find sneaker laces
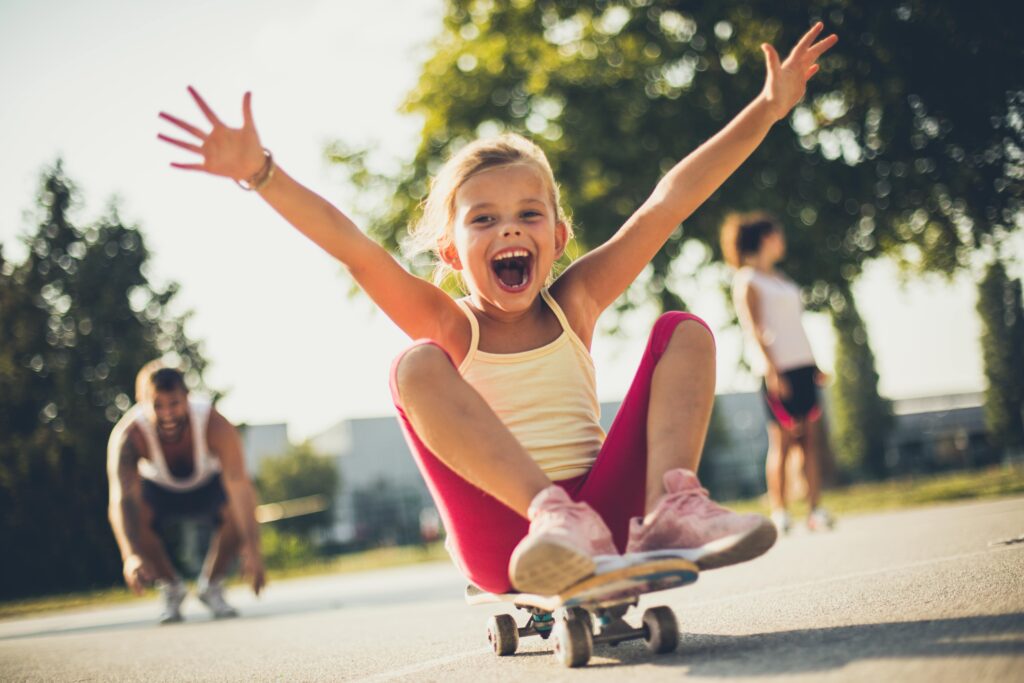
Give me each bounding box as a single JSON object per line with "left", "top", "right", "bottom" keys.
{"left": 529, "top": 486, "right": 615, "bottom": 552}
{"left": 655, "top": 470, "right": 728, "bottom": 521}
{"left": 659, "top": 486, "right": 729, "bottom": 520}
{"left": 534, "top": 499, "right": 601, "bottom": 542}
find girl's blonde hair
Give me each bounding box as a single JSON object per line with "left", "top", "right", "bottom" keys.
{"left": 405, "top": 133, "right": 574, "bottom": 287}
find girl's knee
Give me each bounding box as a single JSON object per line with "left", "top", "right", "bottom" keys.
{"left": 392, "top": 341, "right": 455, "bottom": 398}
{"left": 659, "top": 314, "right": 715, "bottom": 359}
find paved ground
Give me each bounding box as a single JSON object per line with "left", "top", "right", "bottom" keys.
{"left": 2, "top": 497, "right": 1022, "bottom": 682}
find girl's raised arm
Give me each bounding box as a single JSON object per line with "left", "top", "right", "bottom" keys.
{"left": 559, "top": 23, "right": 837, "bottom": 324}
{"left": 158, "top": 88, "right": 461, "bottom": 344}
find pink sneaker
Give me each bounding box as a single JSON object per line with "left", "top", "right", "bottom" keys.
{"left": 508, "top": 485, "right": 619, "bottom": 595}
{"left": 626, "top": 469, "right": 777, "bottom": 570}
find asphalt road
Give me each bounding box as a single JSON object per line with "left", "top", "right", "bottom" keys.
{"left": 2, "top": 496, "right": 1022, "bottom": 682}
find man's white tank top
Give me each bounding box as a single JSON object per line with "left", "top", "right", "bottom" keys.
{"left": 455, "top": 289, "right": 605, "bottom": 481}
{"left": 732, "top": 266, "right": 816, "bottom": 374}
{"left": 128, "top": 398, "right": 221, "bottom": 492}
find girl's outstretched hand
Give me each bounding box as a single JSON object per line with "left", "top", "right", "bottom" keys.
{"left": 760, "top": 22, "right": 838, "bottom": 121}
{"left": 158, "top": 87, "right": 266, "bottom": 182}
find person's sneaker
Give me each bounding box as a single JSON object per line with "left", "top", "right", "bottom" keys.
{"left": 156, "top": 578, "right": 187, "bottom": 625}
{"left": 197, "top": 578, "right": 239, "bottom": 619}
{"left": 771, "top": 509, "right": 792, "bottom": 535}
{"left": 626, "top": 469, "right": 777, "bottom": 570}
{"left": 508, "top": 485, "right": 620, "bottom": 595}
{"left": 807, "top": 507, "right": 835, "bottom": 532}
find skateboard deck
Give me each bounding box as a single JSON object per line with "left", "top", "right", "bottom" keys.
{"left": 467, "top": 555, "right": 699, "bottom": 667}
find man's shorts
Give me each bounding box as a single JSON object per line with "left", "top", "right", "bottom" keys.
{"left": 142, "top": 473, "right": 228, "bottom": 530}
{"left": 762, "top": 365, "right": 822, "bottom": 430}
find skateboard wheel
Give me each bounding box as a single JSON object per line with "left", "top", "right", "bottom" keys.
{"left": 487, "top": 614, "right": 519, "bottom": 656}
{"left": 566, "top": 607, "right": 593, "bottom": 636}
{"left": 552, "top": 616, "right": 593, "bottom": 667}
{"left": 642, "top": 606, "right": 679, "bottom": 654}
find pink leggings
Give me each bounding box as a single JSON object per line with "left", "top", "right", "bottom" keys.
{"left": 389, "top": 312, "right": 712, "bottom": 593}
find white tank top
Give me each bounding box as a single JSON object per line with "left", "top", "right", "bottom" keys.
{"left": 732, "top": 266, "right": 816, "bottom": 374}
{"left": 125, "top": 397, "right": 221, "bottom": 492}
{"left": 456, "top": 289, "right": 605, "bottom": 481}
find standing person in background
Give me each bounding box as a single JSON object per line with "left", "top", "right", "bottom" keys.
{"left": 107, "top": 361, "right": 266, "bottom": 623}
{"left": 722, "top": 213, "right": 834, "bottom": 534}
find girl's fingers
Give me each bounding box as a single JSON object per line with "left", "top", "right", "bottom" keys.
{"left": 806, "top": 64, "right": 820, "bottom": 79}
{"left": 159, "top": 111, "right": 207, "bottom": 140}
{"left": 762, "top": 43, "right": 781, "bottom": 75}
{"left": 187, "top": 85, "right": 224, "bottom": 128}
{"left": 794, "top": 21, "right": 824, "bottom": 54}
{"left": 170, "top": 162, "right": 206, "bottom": 171}
{"left": 157, "top": 133, "right": 203, "bottom": 154}
{"left": 242, "top": 91, "right": 254, "bottom": 130}
{"left": 808, "top": 34, "right": 839, "bottom": 61}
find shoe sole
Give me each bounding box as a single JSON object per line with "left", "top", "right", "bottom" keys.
{"left": 508, "top": 537, "right": 596, "bottom": 595}
{"left": 695, "top": 519, "right": 778, "bottom": 570}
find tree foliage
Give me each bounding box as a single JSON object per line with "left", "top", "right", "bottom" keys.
{"left": 333, "top": 0, "right": 1023, "bottom": 312}
{"left": 0, "top": 162, "right": 208, "bottom": 599}
{"left": 829, "top": 287, "right": 892, "bottom": 478}
{"left": 256, "top": 443, "right": 339, "bottom": 536}
{"left": 976, "top": 259, "right": 1024, "bottom": 452}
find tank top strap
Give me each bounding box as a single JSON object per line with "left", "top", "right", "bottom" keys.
{"left": 455, "top": 298, "right": 481, "bottom": 371}
{"left": 189, "top": 399, "right": 215, "bottom": 471}
{"left": 133, "top": 408, "right": 167, "bottom": 478}
{"left": 540, "top": 288, "right": 589, "bottom": 353}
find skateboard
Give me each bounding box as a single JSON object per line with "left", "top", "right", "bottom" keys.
{"left": 465, "top": 556, "right": 699, "bottom": 667}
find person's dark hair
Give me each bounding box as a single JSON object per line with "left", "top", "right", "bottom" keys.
{"left": 135, "top": 360, "right": 188, "bottom": 401}
{"left": 719, "top": 212, "right": 781, "bottom": 268}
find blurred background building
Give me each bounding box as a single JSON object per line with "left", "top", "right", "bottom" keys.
{"left": 260, "top": 389, "right": 998, "bottom": 549}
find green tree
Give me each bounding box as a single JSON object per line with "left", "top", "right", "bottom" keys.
{"left": 976, "top": 260, "right": 1024, "bottom": 453}
{"left": 332, "top": 0, "right": 1022, "bottom": 308}
{"left": 0, "top": 162, "right": 208, "bottom": 599}
{"left": 256, "top": 443, "right": 339, "bottom": 537}
{"left": 330, "top": 1, "right": 1020, "bottom": 467}
{"left": 829, "top": 286, "right": 891, "bottom": 477}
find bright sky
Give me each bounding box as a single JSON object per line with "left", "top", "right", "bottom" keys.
{"left": 1, "top": 0, "right": 1004, "bottom": 442}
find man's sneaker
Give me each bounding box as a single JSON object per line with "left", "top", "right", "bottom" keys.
{"left": 807, "top": 507, "right": 835, "bottom": 532}
{"left": 508, "top": 485, "right": 619, "bottom": 595}
{"left": 771, "top": 509, "right": 792, "bottom": 535}
{"left": 197, "top": 578, "right": 239, "bottom": 619}
{"left": 156, "top": 578, "right": 187, "bottom": 625}
{"left": 626, "top": 469, "right": 777, "bottom": 570}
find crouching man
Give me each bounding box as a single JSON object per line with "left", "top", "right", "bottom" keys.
{"left": 107, "top": 361, "right": 265, "bottom": 623}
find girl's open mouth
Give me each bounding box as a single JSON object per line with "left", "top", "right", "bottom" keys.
{"left": 491, "top": 248, "right": 533, "bottom": 292}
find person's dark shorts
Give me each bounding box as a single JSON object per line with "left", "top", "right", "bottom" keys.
{"left": 762, "top": 365, "right": 822, "bottom": 430}
{"left": 142, "top": 473, "right": 228, "bottom": 530}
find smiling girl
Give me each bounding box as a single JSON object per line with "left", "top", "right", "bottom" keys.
{"left": 159, "top": 23, "right": 837, "bottom": 595}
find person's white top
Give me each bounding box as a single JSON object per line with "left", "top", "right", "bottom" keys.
{"left": 732, "top": 266, "right": 816, "bottom": 375}
{"left": 108, "top": 397, "right": 221, "bottom": 492}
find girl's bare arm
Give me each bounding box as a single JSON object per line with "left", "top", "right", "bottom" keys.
{"left": 254, "top": 164, "right": 462, "bottom": 342}
{"left": 559, "top": 23, "right": 837, "bottom": 329}
{"left": 159, "top": 88, "right": 462, "bottom": 344}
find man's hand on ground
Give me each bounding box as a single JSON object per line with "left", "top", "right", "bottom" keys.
{"left": 122, "top": 554, "right": 154, "bottom": 595}
{"left": 241, "top": 546, "right": 266, "bottom": 596}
